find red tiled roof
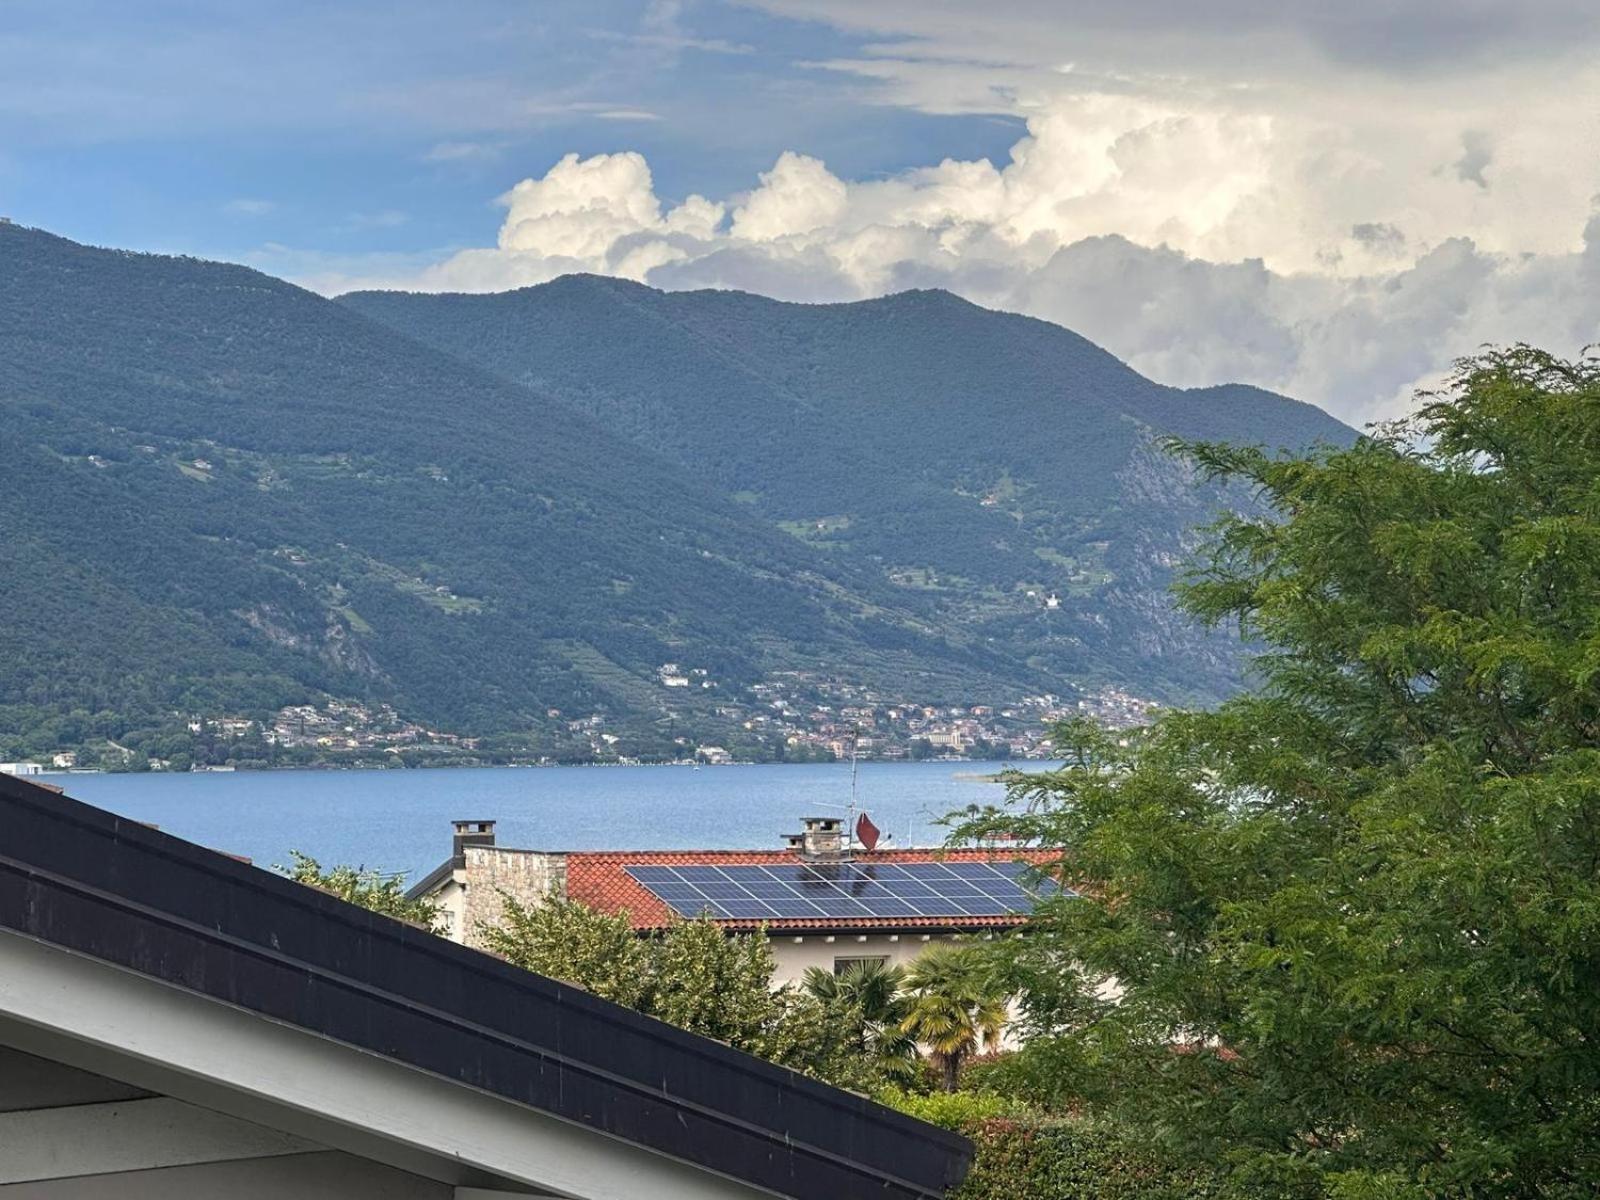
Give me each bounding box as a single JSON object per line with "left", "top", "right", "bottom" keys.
{"left": 565, "top": 847, "right": 1059, "bottom": 932}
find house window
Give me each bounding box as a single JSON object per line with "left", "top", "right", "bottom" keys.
{"left": 833, "top": 955, "right": 889, "bottom": 976}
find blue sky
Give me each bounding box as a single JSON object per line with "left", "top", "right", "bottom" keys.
{"left": 5, "top": 1, "right": 1599, "bottom": 423}
{"left": 0, "top": 1, "right": 1018, "bottom": 266}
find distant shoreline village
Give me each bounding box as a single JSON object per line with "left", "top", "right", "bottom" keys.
{"left": 5, "top": 681, "right": 1153, "bottom": 775}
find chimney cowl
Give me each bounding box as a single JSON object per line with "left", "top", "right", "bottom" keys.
{"left": 452, "top": 819, "right": 496, "bottom": 860}
{"left": 788, "top": 815, "right": 847, "bottom": 861}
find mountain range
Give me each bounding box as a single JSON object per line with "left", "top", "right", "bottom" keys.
{"left": 0, "top": 223, "right": 1351, "bottom": 764}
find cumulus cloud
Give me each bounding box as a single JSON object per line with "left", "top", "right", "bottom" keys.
{"left": 395, "top": 152, "right": 725, "bottom": 291}
{"left": 1454, "top": 130, "right": 1494, "bottom": 189}
{"left": 326, "top": 4, "right": 1600, "bottom": 428}
{"left": 731, "top": 152, "right": 849, "bottom": 240}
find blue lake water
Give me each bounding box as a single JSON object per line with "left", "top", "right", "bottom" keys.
{"left": 40, "top": 761, "right": 1052, "bottom": 885}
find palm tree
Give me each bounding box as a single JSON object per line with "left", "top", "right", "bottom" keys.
{"left": 898, "top": 944, "right": 1007, "bottom": 1092}
{"left": 802, "top": 960, "right": 918, "bottom": 1081}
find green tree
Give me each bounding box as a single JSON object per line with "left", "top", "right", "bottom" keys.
{"left": 480, "top": 896, "right": 652, "bottom": 1009}
{"left": 477, "top": 897, "right": 903, "bottom": 1089}
{"left": 651, "top": 917, "right": 785, "bottom": 1048}
{"left": 280, "top": 851, "right": 441, "bottom": 932}
{"left": 958, "top": 348, "right": 1600, "bottom": 1197}
{"left": 900, "top": 944, "right": 1007, "bottom": 1092}
{"left": 803, "top": 959, "right": 919, "bottom": 1081}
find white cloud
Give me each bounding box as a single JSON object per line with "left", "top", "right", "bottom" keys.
{"left": 731, "top": 152, "right": 848, "bottom": 240}
{"left": 423, "top": 140, "right": 504, "bottom": 163}
{"left": 313, "top": 12, "right": 1600, "bottom": 426}
{"left": 385, "top": 151, "right": 725, "bottom": 292}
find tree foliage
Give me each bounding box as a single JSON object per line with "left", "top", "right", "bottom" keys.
{"left": 874, "top": 1085, "right": 1018, "bottom": 1130}
{"left": 480, "top": 895, "right": 888, "bottom": 1090}
{"left": 951, "top": 1117, "right": 1225, "bottom": 1200}
{"left": 650, "top": 916, "right": 788, "bottom": 1047}
{"left": 898, "top": 943, "right": 1008, "bottom": 1091}
{"left": 480, "top": 896, "right": 654, "bottom": 1009}
{"left": 956, "top": 348, "right": 1600, "bottom": 1197}
{"left": 874, "top": 1087, "right": 1224, "bottom": 1200}
{"left": 280, "top": 851, "right": 442, "bottom": 931}
{"left": 802, "top": 959, "right": 919, "bottom": 1082}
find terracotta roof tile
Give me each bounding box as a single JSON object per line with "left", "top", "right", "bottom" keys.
{"left": 565, "top": 847, "right": 1059, "bottom": 932}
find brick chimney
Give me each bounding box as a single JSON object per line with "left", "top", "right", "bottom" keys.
{"left": 452, "top": 819, "right": 496, "bottom": 863}
{"left": 789, "top": 816, "right": 846, "bottom": 862}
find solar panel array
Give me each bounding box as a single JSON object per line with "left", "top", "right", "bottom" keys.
{"left": 624, "top": 860, "right": 1064, "bottom": 922}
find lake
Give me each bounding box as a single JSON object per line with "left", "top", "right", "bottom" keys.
{"left": 39, "top": 761, "right": 1052, "bottom": 884}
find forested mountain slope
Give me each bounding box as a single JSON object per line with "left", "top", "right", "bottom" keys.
{"left": 344, "top": 277, "right": 1355, "bottom": 703}
{"left": 0, "top": 225, "right": 1030, "bottom": 754}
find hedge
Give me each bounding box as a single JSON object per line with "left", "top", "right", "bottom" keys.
{"left": 954, "top": 1117, "right": 1224, "bottom": 1200}
{"left": 876, "top": 1084, "right": 1223, "bottom": 1199}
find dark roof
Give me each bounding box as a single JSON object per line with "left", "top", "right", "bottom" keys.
{"left": 0, "top": 773, "right": 972, "bottom": 1199}
{"left": 403, "top": 851, "right": 460, "bottom": 900}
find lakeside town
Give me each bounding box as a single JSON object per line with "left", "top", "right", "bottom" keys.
{"left": 3, "top": 673, "right": 1156, "bottom": 775}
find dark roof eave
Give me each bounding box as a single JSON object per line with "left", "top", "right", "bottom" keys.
{"left": 404, "top": 855, "right": 460, "bottom": 901}
{"left": 0, "top": 775, "right": 972, "bottom": 1200}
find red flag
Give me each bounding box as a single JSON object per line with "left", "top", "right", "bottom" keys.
{"left": 855, "top": 812, "right": 881, "bottom": 852}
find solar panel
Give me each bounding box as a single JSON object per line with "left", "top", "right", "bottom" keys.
{"left": 764, "top": 896, "right": 826, "bottom": 918}
{"left": 647, "top": 884, "right": 701, "bottom": 900}
{"left": 624, "top": 860, "right": 1065, "bottom": 922}
{"left": 627, "top": 866, "right": 681, "bottom": 883}
{"left": 716, "top": 900, "right": 775, "bottom": 918}
{"left": 674, "top": 866, "right": 728, "bottom": 882}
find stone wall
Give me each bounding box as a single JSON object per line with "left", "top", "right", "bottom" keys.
{"left": 460, "top": 847, "right": 566, "bottom": 950}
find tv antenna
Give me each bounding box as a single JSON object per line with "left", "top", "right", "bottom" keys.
{"left": 813, "top": 727, "right": 871, "bottom": 855}
{"left": 847, "top": 727, "right": 859, "bottom": 850}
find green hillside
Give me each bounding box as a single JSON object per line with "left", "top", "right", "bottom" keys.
{"left": 0, "top": 225, "right": 1034, "bottom": 762}
{"left": 343, "top": 276, "right": 1354, "bottom": 702}
{"left": 0, "top": 225, "right": 1354, "bottom": 767}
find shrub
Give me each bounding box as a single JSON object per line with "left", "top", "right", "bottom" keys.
{"left": 955, "top": 1116, "right": 1225, "bottom": 1200}
{"left": 954, "top": 1050, "right": 1020, "bottom": 1096}
{"left": 876, "top": 1086, "right": 1226, "bottom": 1200}
{"left": 875, "top": 1085, "right": 1017, "bottom": 1131}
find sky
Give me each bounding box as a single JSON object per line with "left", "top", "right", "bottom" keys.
{"left": 5, "top": 0, "right": 1600, "bottom": 425}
